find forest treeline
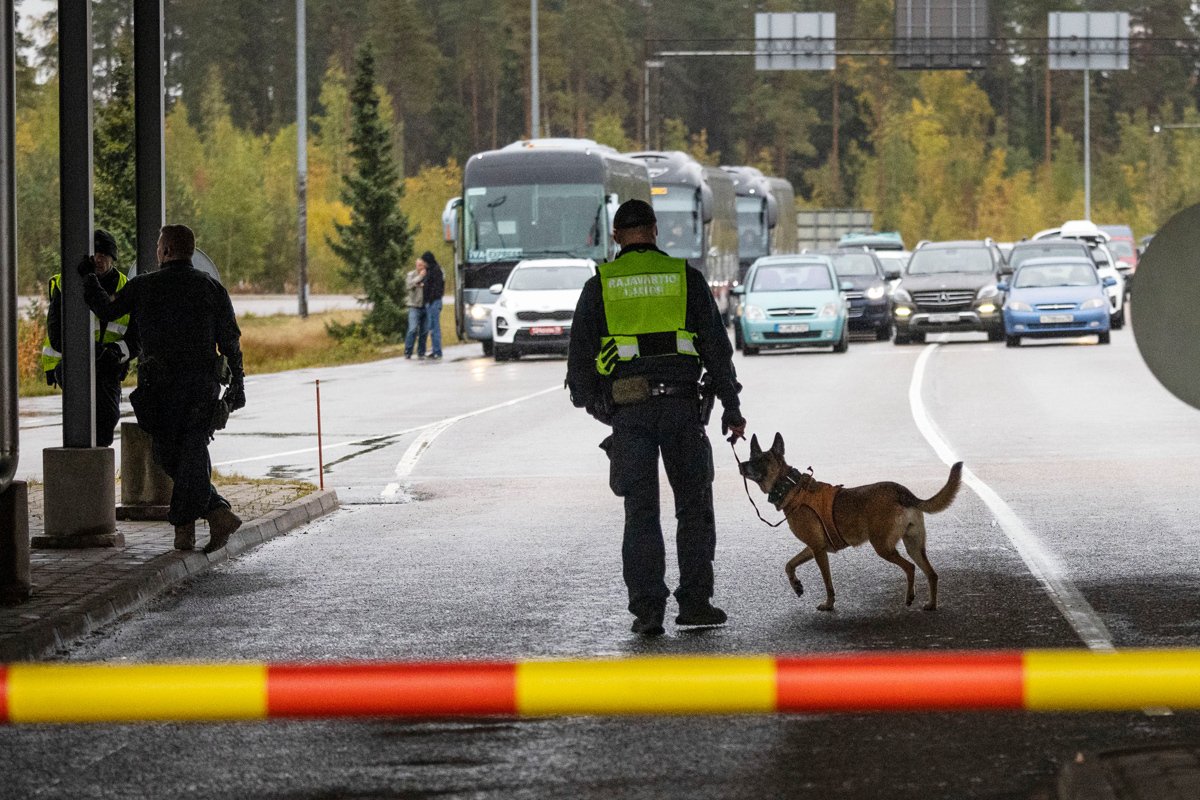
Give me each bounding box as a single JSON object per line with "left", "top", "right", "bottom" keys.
{"left": 11, "top": 0, "right": 1200, "bottom": 294}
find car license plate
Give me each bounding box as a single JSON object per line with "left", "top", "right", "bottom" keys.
{"left": 530, "top": 326, "right": 562, "bottom": 336}
{"left": 1039, "top": 314, "right": 1074, "bottom": 324}
{"left": 929, "top": 313, "right": 960, "bottom": 323}
{"left": 776, "top": 323, "right": 809, "bottom": 334}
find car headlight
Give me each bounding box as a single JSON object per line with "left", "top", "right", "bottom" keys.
{"left": 866, "top": 285, "right": 886, "bottom": 300}
{"left": 744, "top": 305, "right": 766, "bottom": 321}
{"left": 1006, "top": 300, "right": 1032, "bottom": 312}
{"left": 819, "top": 302, "right": 838, "bottom": 318}
{"left": 468, "top": 304, "right": 490, "bottom": 321}
{"left": 894, "top": 306, "right": 912, "bottom": 317}
{"left": 977, "top": 285, "right": 999, "bottom": 299}
{"left": 1081, "top": 297, "right": 1107, "bottom": 310}
{"left": 977, "top": 303, "right": 997, "bottom": 315}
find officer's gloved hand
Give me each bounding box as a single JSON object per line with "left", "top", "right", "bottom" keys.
{"left": 223, "top": 381, "right": 246, "bottom": 412}
{"left": 76, "top": 255, "right": 96, "bottom": 279}
{"left": 721, "top": 407, "right": 746, "bottom": 443}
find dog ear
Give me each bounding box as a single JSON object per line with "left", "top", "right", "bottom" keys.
{"left": 771, "top": 432, "right": 785, "bottom": 457}
{"left": 750, "top": 434, "right": 761, "bottom": 457}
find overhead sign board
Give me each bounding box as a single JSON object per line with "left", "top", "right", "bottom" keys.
{"left": 894, "top": 0, "right": 989, "bottom": 69}
{"left": 1048, "top": 12, "right": 1130, "bottom": 71}
{"left": 754, "top": 13, "right": 836, "bottom": 71}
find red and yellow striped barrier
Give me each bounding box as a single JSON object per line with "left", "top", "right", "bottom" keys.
{"left": 3, "top": 650, "right": 1200, "bottom": 723}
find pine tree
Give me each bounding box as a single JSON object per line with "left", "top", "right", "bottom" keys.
{"left": 93, "top": 34, "right": 137, "bottom": 270}
{"left": 328, "top": 45, "right": 416, "bottom": 338}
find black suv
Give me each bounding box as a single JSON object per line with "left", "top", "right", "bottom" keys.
{"left": 818, "top": 248, "right": 896, "bottom": 341}
{"left": 891, "top": 240, "right": 1007, "bottom": 344}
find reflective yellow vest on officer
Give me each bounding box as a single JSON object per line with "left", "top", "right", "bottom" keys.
{"left": 40, "top": 271, "right": 132, "bottom": 377}
{"left": 596, "top": 249, "right": 700, "bottom": 376}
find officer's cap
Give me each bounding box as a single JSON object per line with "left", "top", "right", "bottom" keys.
{"left": 612, "top": 199, "right": 657, "bottom": 230}
{"left": 94, "top": 229, "right": 118, "bottom": 259}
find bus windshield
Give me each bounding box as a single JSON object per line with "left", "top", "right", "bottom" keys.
{"left": 464, "top": 183, "right": 607, "bottom": 264}
{"left": 736, "top": 197, "right": 769, "bottom": 259}
{"left": 652, "top": 186, "right": 703, "bottom": 259}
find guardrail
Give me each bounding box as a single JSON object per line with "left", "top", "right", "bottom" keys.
{"left": 3, "top": 650, "right": 1199, "bottom": 723}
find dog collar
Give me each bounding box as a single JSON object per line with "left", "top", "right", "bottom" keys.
{"left": 767, "top": 467, "right": 806, "bottom": 509}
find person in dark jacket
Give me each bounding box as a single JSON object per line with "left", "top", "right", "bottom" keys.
{"left": 420, "top": 251, "right": 445, "bottom": 360}
{"left": 567, "top": 199, "right": 746, "bottom": 637}
{"left": 81, "top": 224, "right": 245, "bottom": 554}
{"left": 41, "top": 228, "right": 140, "bottom": 447}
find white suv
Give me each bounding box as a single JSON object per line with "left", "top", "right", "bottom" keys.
{"left": 490, "top": 258, "right": 597, "bottom": 361}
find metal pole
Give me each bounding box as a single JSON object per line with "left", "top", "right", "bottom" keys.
{"left": 133, "top": 0, "right": 164, "bottom": 275}
{"left": 643, "top": 60, "right": 650, "bottom": 150}
{"left": 296, "top": 0, "right": 308, "bottom": 317}
{"left": 1083, "top": 68, "right": 1091, "bottom": 220}
{"left": 530, "top": 0, "right": 539, "bottom": 138}
{"left": 59, "top": 0, "right": 96, "bottom": 448}
{"left": 0, "top": 0, "right": 18, "bottom": 490}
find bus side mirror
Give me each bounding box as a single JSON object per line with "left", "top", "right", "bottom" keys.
{"left": 442, "top": 197, "right": 461, "bottom": 243}
{"left": 699, "top": 185, "right": 714, "bottom": 224}
{"left": 765, "top": 193, "right": 779, "bottom": 229}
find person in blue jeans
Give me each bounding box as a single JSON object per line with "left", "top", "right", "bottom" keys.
{"left": 421, "top": 251, "right": 445, "bottom": 360}
{"left": 404, "top": 258, "right": 427, "bottom": 359}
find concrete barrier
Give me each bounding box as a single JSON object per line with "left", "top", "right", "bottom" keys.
{"left": 0, "top": 480, "right": 30, "bottom": 603}
{"left": 34, "top": 448, "right": 121, "bottom": 548}
{"left": 116, "top": 421, "right": 171, "bottom": 520}
{"left": 4, "top": 650, "right": 1200, "bottom": 723}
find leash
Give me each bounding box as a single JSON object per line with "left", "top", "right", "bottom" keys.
{"left": 728, "top": 435, "right": 787, "bottom": 528}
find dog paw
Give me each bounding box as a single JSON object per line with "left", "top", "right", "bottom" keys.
{"left": 923, "top": 602, "right": 937, "bottom": 612}
{"left": 906, "top": 593, "right": 915, "bottom": 606}
{"left": 817, "top": 602, "right": 834, "bottom": 612}
{"left": 790, "top": 581, "right": 804, "bottom": 598}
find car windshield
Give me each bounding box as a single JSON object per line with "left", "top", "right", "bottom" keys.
{"left": 906, "top": 247, "right": 994, "bottom": 274}
{"left": 829, "top": 253, "right": 878, "bottom": 277}
{"left": 1109, "top": 240, "right": 1135, "bottom": 258}
{"left": 1014, "top": 263, "right": 1098, "bottom": 288}
{"left": 751, "top": 263, "right": 832, "bottom": 291}
{"left": 1009, "top": 244, "right": 1088, "bottom": 270}
{"left": 507, "top": 265, "right": 593, "bottom": 291}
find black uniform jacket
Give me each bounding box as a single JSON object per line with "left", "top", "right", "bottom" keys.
{"left": 83, "top": 258, "right": 243, "bottom": 377}
{"left": 423, "top": 263, "right": 445, "bottom": 305}
{"left": 566, "top": 244, "right": 740, "bottom": 415}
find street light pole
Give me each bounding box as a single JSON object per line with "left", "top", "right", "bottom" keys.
{"left": 1083, "top": 68, "right": 1091, "bottom": 221}
{"left": 296, "top": 0, "right": 308, "bottom": 318}
{"left": 530, "top": 0, "right": 539, "bottom": 138}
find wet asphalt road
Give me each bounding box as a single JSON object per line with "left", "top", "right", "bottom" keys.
{"left": 8, "top": 317, "right": 1200, "bottom": 799}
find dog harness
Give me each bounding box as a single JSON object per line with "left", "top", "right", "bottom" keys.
{"left": 769, "top": 467, "right": 847, "bottom": 552}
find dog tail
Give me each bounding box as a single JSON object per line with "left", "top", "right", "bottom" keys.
{"left": 914, "top": 461, "right": 963, "bottom": 514}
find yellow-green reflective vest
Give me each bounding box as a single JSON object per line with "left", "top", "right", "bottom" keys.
{"left": 596, "top": 249, "right": 699, "bottom": 376}
{"left": 40, "top": 271, "right": 132, "bottom": 375}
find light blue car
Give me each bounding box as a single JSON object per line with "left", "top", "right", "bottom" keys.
{"left": 734, "top": 255, "right": 850, "bottom": 355}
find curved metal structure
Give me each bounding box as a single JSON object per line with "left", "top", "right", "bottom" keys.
{"left": 1, "top": 0, "right": 19, "bottom": 491}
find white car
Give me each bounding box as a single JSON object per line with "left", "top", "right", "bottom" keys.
{"left": 1031, "top": 221, "right": 1126, "bottom": 329}
{"left": 490, "top": 258, "right": 596, "bottom": 361}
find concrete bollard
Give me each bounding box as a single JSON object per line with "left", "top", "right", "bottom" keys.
{"left": 0, "top": 480, "right": 31, "bottom": 603}
{"left": 34, "top": 448, "right": 122, "bottom": 548}
{"left": 116, "top": 421, "right": 171, "bottom": 521}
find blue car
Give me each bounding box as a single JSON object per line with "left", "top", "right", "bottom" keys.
{"left": 1000, "top": 257, "right": 1116, "bottom": 347}
{"left": 734, "top": 255, "right": 850, "bottom": 355}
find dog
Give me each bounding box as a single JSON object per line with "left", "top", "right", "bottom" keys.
{"left": 738, "top": 432, "right": 962, "bottom": 612}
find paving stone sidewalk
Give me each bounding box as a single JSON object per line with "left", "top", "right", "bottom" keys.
{"left": 0, "top": 480, "right": 339, "bottom": 662}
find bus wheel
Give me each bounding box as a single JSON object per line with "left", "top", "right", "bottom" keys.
{"left": 482, "top": 340, "right": 494, "bottom": 356}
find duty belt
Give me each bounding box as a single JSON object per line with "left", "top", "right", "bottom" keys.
{"left": 647, "top": 381, "right": 697, "bottom": 399}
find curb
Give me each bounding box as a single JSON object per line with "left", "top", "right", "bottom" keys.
{"left": 0, "top": 489, "right": 339, "bottom": 662}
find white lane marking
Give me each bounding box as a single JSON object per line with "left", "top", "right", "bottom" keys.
{"left": 214, "top": 385, "right": 559, "bottom": 469}
{"left": 910, "top": 344, "right": 1116, "bottom": 652}
{"left": 380, "top": 386, "right": 559, "bottom": 497}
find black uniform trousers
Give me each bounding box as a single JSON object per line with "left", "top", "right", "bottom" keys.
{"left": 608, "top": 395, "right": 716, "bottom": 619}
{"left": 50, "top": 362, "right": 123, "bottom": 447}
{"left": 135, "top": 369, "right": 229, "bottom": 527}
